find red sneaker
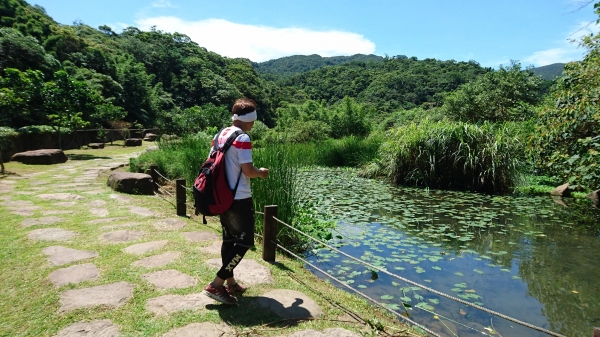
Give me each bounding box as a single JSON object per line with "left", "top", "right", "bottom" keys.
{"left": 225, "top": 283, "right": 247, "bottom": 295}
{"left": 203, "top": 283, "right": 238, "bottom": 305}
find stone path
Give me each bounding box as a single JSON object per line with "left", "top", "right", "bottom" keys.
{"left": 0, "top": 150, "right": 343, "bottom": 337}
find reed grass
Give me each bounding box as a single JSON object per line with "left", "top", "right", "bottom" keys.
{"left": 360, "top": 120, "right": 528, "bottom": 193}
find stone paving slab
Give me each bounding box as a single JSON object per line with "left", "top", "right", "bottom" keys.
{"left": 101, "top": 223, "right": 141, "bottom": 231}
{"left": 123, "top": 240, "right": 168, "bottom": 255}
{"left": 53, "top": 201, "right": 78, "bottom": 207}
{"left": 49, "top": 263, "right": 100, "bottom": 286}
{"left": 53, "top": 319, "right": 120, "bottom": 337}
{"left": 87, "top": 217, "right": 127, "bottom": 225}
{"left": 42, "top": 210, "right": 75, "bottom": 216}
{"left": 13, "top": 210, "right": 34, "bottom": 216}
{"left": 37, "top": 193, "right": 86, "bottom": 201}
{"left": 163, "top": 322, "right": 234, "bottom": 337}
{"left": 1, "top": 200, "right": 35, "bottom": 207}
{"left": 87, "top": 200, "right": 107, "bottom": 207}
{"left": 21, "top": 216, "right": 65, "bottom": 228}
{"left": 101, "top": 230, "right": 146, "bottom": 243}
{"left": 256, "top": 289, "right": 323, "bottom": 319}
{"left": 146, "top": 293, "right": 214, "bottom": 315}
{"left": 133, "top": 252, "right": 181, "bottom": 268}
{"left": 83, "top": 189, "right": 107, "bottom": 195}
{"left": 182, "top": 231, "right": 219, "bottom": 242}
{"left": 110, "top": 194, "right": 132, "bottom": 203}
{"left": 275, "top": 328, "right": 361, "bottom": 337}
{"left": 29, "top": 228, "right": 77, "bottom": 241}
{"left": 205, "top": 258, "right": 274, "bottom": 286}
{"left": 43, "top": 246, "right": 98, "bottom": 266}
{"left": 90, "top": 208, "right": 109, "bottom": 217}
{"left": 199, "top": 241, "right": 221, "bottom": 254}
{"left": 129, "top": 206, "right": 157, "bottom": 217}
{"left": 154, "top": 218, "right": 186, "bottom": 230}
{"left": 142, "top": 269, "right": 196, "bottom": 289}
{"left": 59, "top": 282, "right": 133, "bottom": 312}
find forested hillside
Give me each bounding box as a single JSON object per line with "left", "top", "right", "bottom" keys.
{"left": 272, "top": 56, "right": 492, "bottom": 112}
{"left": 0, "top": 0, "right": 270, "bottom": 132}
{"left": 254, "top": 54, "right": 384, "bottom": 79}
{"left": 531, "top": 63, "right": 565, "bottom": 80}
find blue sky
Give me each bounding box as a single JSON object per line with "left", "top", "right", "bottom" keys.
{"left": 28, "top": 0, "right": 599, "bottom": 67}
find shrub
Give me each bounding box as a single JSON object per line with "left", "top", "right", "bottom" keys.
{"left": 361, "top": 120, "right": 527, "bottom": 193}
{"left": 17, "top": 125, "right": 72, "bottom": 134}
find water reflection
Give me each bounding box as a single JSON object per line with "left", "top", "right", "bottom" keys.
{"left": 299, "top": 169, "right": 600, "bottom": 337}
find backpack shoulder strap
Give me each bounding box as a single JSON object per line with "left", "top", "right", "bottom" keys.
{"left": 220, "top": 130, "right": 244, "bottom": 154}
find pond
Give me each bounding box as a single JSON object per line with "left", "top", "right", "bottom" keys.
{"left": 297, "top": 168, "right": 600, "bottom": 337}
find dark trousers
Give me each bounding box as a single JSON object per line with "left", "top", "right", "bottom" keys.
{"left": 216, "top": 198, "right": 254, "bottom": 280}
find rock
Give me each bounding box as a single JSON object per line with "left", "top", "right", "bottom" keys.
{"left": 101, "top": 230, "right": 145, "bottom": 243}
{"left": 275, "top": 329, "right": 361, "bottom": 337}
{"left": 163, "top": 323, "right": 234, "bottom": 337}
{"left": 54, "top": 319, "right": 120, "bottom": 337}
{"left": 124, "top": 138, "right": 142, "bottom": 147}
{"left": 146, "top": 293, "right": 214, "bottom": 315}
{"left": 106, "top": 172, "right": 154, "bottom": 195}
{"left": 182, "top": 231, "right": 219, "bottom": 242}
{"left": 256, "top": 289, "right": 323, "bottom": 319}
{"left": 88, "top": 143, "right": 105, "bottom": 149}
{"left": 37, "top": 193, "right": 86, "bottom": 201}
{"left": 551, "top": 183, "right": 572, "bottom": 197}
{"left": 141, "top": 269, "right": 196, "bottom": 289}
{"left": 21, "top": 216, "right": 65, "bottom": 228}
{"left": 154, "top": 218, "right": 186, "bottom": 230}
{"left": 587, "top": 189, "right": 599, "bottom": 207}
{"left": 199, "top": 241, "right": 221, "bottom": 254}
{"left": 11, "top": 149, "right": 68, "bottom": 165}
{"left": 133, "top": 252, "right": 181, "bottom": 268}
{"left": 43, "top": 246, "right": 98, "bottom": 266}
{"left": 205, "top": 258, "right": 274, "bottom": 285}
{"left": 143, "top": 133, "right": 158, "bottom": 141}
{"left": 145, "top": 146, "right": 159, "bottom": 152}
{"left": 48, "top": 263, "right": 99, "bottom": 286}
{"left": 29, "top": 228, "right": 77, "bottom": 241}
{"left": 123, "top": 240, "right": 168, "bottom": 255}
{"left": 59, "top": 282, "right": 133, "bottom": 312}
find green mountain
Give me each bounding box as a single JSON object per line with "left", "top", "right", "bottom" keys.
{"left": 254, "top": 54, "right": 384, "bottom": 79}
{"left": 531, "top": 63, "right": 565, "bottom": 80}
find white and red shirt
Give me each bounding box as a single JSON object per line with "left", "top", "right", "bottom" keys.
{"left": 210, "top": 126, "right": 253, "bottom": 200}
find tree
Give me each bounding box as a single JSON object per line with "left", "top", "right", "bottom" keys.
{"left": 442, "top": 61, "right": 543, "bottom": 123}
{"left": 42, "top": 70, "right": 100, "bottom": 147}
{"left": 532, "top": 2, "right": 600, "bottom": 189}
{"left": 0, "top": 68, "right": 45, "bottom": 127}
{"left": 0, "top": 27, "right": 58, "bottom": 76}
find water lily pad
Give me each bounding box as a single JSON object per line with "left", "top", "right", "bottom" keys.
{"left": 454, "top": 272, "right": 464, "bottom": 276}
{"left": 380, "top": 295, "right": 394, "bottom": 300}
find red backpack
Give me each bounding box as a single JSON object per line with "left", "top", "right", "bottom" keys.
{"left": 193, "top": 129, "right": 243, "bottom": 224}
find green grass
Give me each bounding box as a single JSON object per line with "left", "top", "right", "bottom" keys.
{"left": 0, "top": 144, "right": 419, "bottom": 337}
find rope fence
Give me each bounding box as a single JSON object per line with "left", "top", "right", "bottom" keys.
{"left": 147, "top": 165, "right": 575, "bottom": 337}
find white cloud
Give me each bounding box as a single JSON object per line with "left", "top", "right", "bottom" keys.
{"left": 524, "top": 20, "right": 599, "bottom": 66}
{"left": 134, "top": 16, "right": 376, "bottom": 62}
{"left": 152, "top": 0, "right": 176, "bottom": 8}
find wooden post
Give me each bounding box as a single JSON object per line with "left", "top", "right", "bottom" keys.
{"left": 262, "top": 205, "right": 278, "bottom": 262}
{"left": 176, "top": 179, "right": 186, "bottom": 217}
{"left": 149, "top": 165, "right": 159, "bottom": 193}
{"left": 593, "top": 327, "right": 600, "bottom": 337}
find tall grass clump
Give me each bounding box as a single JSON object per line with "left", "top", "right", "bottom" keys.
{"left": 361, "top": 119, "right": 527, "bottom": 193}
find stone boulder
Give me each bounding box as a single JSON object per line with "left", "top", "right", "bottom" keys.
{"left": 551, "top": 183, "right": 571, "bottom": 197}
{"left": 88, "top": 143, "right": 105, "bottom": 149}
{"left": 11, "top": 149, "right": 68, "bottom": 165}
{"left": 124, "top": 138, "right": 142, "bottom": 147}
{"left": 143, "top": 133, "right": 158, "bottom": 141}
{"left": 587, "top": 189, "right": 599, "bottom": 207}
{"left": 107, "top": 172, "right": 154, "bottom": 195}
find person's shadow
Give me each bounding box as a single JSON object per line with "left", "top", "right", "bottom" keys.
{"left": 206, "top": 295, "right": 312, "bottom": 328}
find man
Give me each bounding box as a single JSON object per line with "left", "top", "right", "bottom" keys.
{"left": 203, "top": 98, "right": 269, "bottom": 305}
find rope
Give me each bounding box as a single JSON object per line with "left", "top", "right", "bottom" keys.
{"left": 183, "top": 185, "right": 193, "bottom": 192}
{"left": 157, "top": 186, "right": 174, "bottom": 198}
{"left": 275, "top": 242, "right": 442, "bottom": 337}
{"left": 255, "top": 211, "right": 265, "bottom": 215}
{"left": 272, "top": 216, "right": 567, "bottom": 337}
{"left": 255, "top": 233, "right": 263, "bottom": 239}
{"left": 152, "top": 168, "right": 173, "bottom": 183}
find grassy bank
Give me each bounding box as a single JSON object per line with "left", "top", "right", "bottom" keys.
{"left": 0, "top": 144, "right": 421, "bottom": 337}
